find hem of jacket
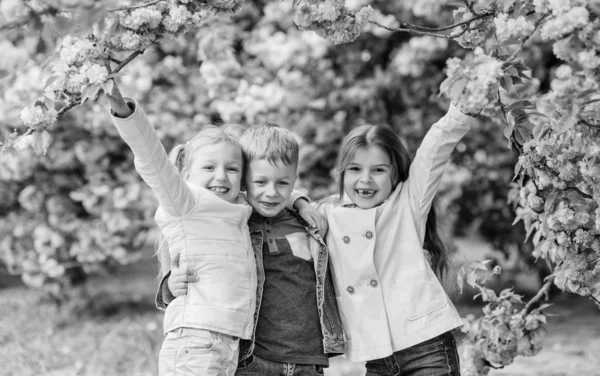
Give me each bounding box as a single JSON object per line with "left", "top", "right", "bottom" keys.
{"left": 344, "top": 318, "right": 463, "bottom": 362}
{"left": 163, "top": 304, "right": 255, "bottom": 340}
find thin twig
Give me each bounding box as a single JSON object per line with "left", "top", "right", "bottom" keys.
{"left": 108, "top": 0, "right": 163, "bottom": 12}
{"left": 506, "top": 15, "right": 549, "bottom": 63}
{"left": 108, "top": 56, "right": 122, "bottom": 64}
{"left": 369, "top": 12, "right": 492, "bottom": 37}
{"left": 591, "top": 295, "right": 600, "bottom": 305}
{"left": 521, "top": 275, "right": 555, "bottom": 316}
{"left": 114, "top": 50, "right": 144, "bottom": 73}
{"left": 0, "top": 7, "right": 59, "bottom": 31}
{"left": 57, "top": 101, "right": 78, "bottom": 116}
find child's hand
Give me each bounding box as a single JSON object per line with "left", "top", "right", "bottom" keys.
{"left": 452, "top": 101, "right": 482, "bottom": 117}
{"left": 296, "top": 198, "right": 329, "bottom": 236}
{"left": 167, "top": 253, "right": 197, "bottom": 297}
{"left": 104, "top": 79, "right": 133, "bottom": 118}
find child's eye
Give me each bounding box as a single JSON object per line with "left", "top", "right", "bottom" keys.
{"left": 227, "top": 167, "right": 239, "bottom": 173}
{"left": 373, "top": 168, "right": 385, "bottom": 173}
{"left": 253, "top": 180, "right": 265, "bottom": 185}
{"left": 278, "top": 181, "right": 290, "bottom": 186}
{"left": 203, "top": 166, "right": 214, "bottom": 171}
{"left": 347, "top": 166, "right": 360, "bottom": 172}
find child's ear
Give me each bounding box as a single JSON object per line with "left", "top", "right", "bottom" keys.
{"left": 181, "top": 167, "right": 190, "bottom": 180}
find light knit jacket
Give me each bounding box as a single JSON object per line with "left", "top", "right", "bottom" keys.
{"left": 317, "top": 104, "right": 476, "bottom": 362}
{"left": 111, "top": 100, "right": 256, "bottom": 339}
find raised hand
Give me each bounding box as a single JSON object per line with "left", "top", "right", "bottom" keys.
{"left": 104, "top": 79, "right": 133, "bottom": 118}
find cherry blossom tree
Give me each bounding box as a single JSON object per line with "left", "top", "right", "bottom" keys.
{"left": 1, "top": 0, "right": 599, "bottom": 374}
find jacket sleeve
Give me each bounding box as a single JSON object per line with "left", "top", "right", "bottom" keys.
{"left": 109, "top": 98, "right": 195, "bottom": 217}
{"left": 404, "top": 103, "right": 476, "bottom": 217}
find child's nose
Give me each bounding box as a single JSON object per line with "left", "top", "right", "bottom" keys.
{"left": 360, "top": 172, "right": 373, "bottom": 183}
{"left": 214, "top": 167, "right": 227, "bottom": 181}
{"left": 264, "top": 184, "right": 278, "bottom": 196}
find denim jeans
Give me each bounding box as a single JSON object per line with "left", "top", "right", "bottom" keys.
{"left": 235, "top": 354, "right": 325, "bottom": 376}
{"left": 158, "top": 328, "right": 239, "bottom": 376}
{"left": 365, "top": 331, "right": 460, "bottom": 376}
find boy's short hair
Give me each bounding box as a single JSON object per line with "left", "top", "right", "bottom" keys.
{"left": 239, "top": 122, "right": 299, "bottom": 166}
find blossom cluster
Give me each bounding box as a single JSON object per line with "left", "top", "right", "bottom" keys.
{"left": 452, "top": 7, "right": 494, "bottom": 49}
{"left": 493, "top": 13, "right": 535, "bottom": 42}
{"left": 441, "top": 48, "right": 504, "bottom": 113}
{"left": 391, "top": 36, "right": 448, "bottom": 77}
{"left": 540, "top": 6, "right": 589, "bottom": 41}
{"left": 511, "top": 68, "right": 600, "bottom": 296}
{"left": 294, "top": 0, "right": 374, "bottom": 44}
{"left": 458, "top": 264, "right": 549, "bottom": 375}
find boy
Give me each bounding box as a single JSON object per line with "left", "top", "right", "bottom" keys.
{"left": 157, "top": 123, "right": 345, "bottom": 375}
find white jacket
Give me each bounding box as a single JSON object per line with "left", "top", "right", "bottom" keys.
{"left": 318, "top": 104, "right": 475, "bottom": 361}
{"left": 111, "top": 100, "right": 256, "bottom": 339}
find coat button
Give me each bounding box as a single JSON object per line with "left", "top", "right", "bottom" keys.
{"left": 370, "top": 279, "right": 378, "bottom": 287}
{"left": 343, "top": 236, "right": 350, "bottom": 244}
{"left": 347, "top": 286, "right": 354, "bottom": 294}
{"left": 365, "top": 231, "right": 373, "bottom": 239}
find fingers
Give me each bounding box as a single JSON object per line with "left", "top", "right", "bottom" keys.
{"left": 170, "top": 252, "right": 180, "bottom": 269}
{"left": 172, "top": 273, "right": 198, "bottom": 283}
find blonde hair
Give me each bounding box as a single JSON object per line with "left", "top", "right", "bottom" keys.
{"left": 155, "top": 123, "right": 245, "bottom": 279}
{"left": 239, "top": 122, "right": 299, "bottom": 167}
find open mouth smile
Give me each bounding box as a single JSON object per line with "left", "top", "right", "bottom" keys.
{"left": 356, "top": 189, "right": 377, "bottom": 198}
{"left": 210, "top": 187, "right": 230, "bottom": 194}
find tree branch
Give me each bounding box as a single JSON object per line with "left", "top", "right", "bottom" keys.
{"left": 369, "top": 12, "right": 492, "bottom": 38}
{"left": 506, "top": 15, "right": 549, "bottom": 63}
{"left": 108, "top": 0, "right": 163, "bottom": 12}
{"left": 57, "top": 101, "right": 79, "bottom": 116}
{"left": 114, "top": 50, "right": 144, "bottom": 73}
{"left": 521, "top": 275, "right": 555, "bottom": 316}
{"left": 0, "top": 7, "right": 59, "bottom": 31}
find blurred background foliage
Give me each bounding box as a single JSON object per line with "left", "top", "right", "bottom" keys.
{"left": 0, "top": 0, "right": 557, "bottom": 298}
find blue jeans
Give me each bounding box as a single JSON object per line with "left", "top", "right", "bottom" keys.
{"left": 365, "top": 331, "right": 460, "bottom": 376}
{"left": 235, "top": 354, "right": 325, "bottom": 376}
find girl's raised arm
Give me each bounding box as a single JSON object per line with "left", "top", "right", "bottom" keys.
{"left": 105, "top": 81, "right": 195, "bottom": 217}
{"left": 405, "top": 103, "right": 478, "bottom": 218}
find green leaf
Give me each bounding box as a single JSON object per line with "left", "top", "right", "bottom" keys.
{"left": 31, "top": 130, "right": 52, "bottom": 155}
{"left": 457, "top": 268, "right": 465, "bottom": 295}
{"left": 449, "top": 78, "right": 468, "bottom": 99}
{"left": 507, "top": 100, "right": 534, "bottom": 111}
{"left": 81, "top": 85, "right": 101, "bottom": 103}
{"left": 514, "top": 124, "right": 533, "bottom": 145}
{"left": 101, "top": 79, "right": 114, "bottom": 95}
{"left": 554, "top": 104, "right": 579, "bottom": 134}
{"left": 466, "top": 270, "right": 478, "bottom": 288}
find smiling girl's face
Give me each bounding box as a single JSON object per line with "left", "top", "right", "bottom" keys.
{"left": 185, "top": 142, "right": 243, "bottom": 203}
{"left": 343, "top": 145, "right": 393, "bottom": 209}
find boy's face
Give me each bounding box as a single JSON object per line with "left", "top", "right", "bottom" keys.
{"left": 245, "top": 159, "right": 297, "bottom": 217}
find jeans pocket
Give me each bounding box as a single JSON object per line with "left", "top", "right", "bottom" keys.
{"left": 181, "top": 328, "right": 217, "bottom": 354}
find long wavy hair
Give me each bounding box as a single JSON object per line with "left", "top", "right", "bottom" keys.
{"left": 155, "top": 124, "right": 244, "bottom": 280}
{"left": 334, "top": 124, "right": 452, "bottom": 281}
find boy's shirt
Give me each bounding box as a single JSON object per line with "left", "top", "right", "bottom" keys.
{"left": 248, "top": 209, "right": 328, "bottom": 366}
